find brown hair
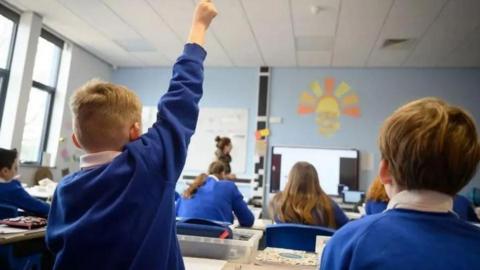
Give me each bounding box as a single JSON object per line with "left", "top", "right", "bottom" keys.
{"left": 379, "top": 97, "right": 480, "bottom": 195}
{"left": 215, "top": 136, "right": 231, "bottom": 152}
{"left": 366, "top": 177, "right": 389, "bottom": 202}
{"left": 70, "top": 79, "right": 142, "bottom": 152}
{"left": 183, "top": 161, "right": 226, "bottom": 199}
{"left": 270, "top": 162, "right": 336, "bottom": 228}
{"left": 0, "top": 148, "right": 17, "bottom": 170}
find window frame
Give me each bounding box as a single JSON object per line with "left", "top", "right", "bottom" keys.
{"left": 21, "top": 29, "right": 64, "bottom": 165}
{"left": 0, "top": 3, "right": 19, "bottom": 129}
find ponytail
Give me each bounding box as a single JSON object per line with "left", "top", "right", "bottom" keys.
{"left": 182, "top": 161, "right": 227, "bottom": 199}
{"left": 183, "top": 173, "right": 208, "bottom": 199}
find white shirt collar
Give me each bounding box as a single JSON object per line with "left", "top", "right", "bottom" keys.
{"left": 80, "top": 151, "right": 122, "bottom": 169}
{"left": 208, "top": 175, "right": 219, "bottom": 181}
{"left": 387, "top": 190, "right": 453, "bottom": 213}
{"left": 0, "top": 177, "right": 8, "bottom": 183}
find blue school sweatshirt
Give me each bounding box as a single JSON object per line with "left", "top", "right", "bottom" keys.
{"left": 453, "top": 195, "right": 479, "bottom": 223}
{"left": 46, "top": 44, "right": 206, "bottom": 270}
{"left": 176, "top": 177, "right": 254, "bottom": 227}
{"left": 0, "top": 180, "right": 49, "bottom": 217}
{"left": 320, "top": 208, "right": 480, "bottom": 270}
{"left": 364, "top": 200, "right": 387, "bottom": 215}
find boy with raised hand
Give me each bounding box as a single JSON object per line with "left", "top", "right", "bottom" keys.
{"left": 46, "top": 1, "right": 217, "bottom": 269}
{"left": 320, "top": 98, "right": 480, "bottom": 270}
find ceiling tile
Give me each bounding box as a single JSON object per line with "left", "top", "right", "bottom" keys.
{"left": 404, "top": 0, "right": 480, "bottom": 67}
{"left": 367, "top": 0, "right": 447, "bottom": 67}
{"left": 291, "top": 0, "right": 340, "bottom": 37}
{"left": 241, "top": 0, "right": 296, "bottom": 66}
{"left": 209, "top": 0, "right": 263, "bottom": 67}
{"left": 332, "top": 0, "right": 394, "bottom": 67}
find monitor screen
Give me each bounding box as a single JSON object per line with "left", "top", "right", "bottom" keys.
{"left": 343, "top": 191, "right": 365, "bottom": 204}
{"left": 270, "top": 146, "right": 359, "bottom": 195}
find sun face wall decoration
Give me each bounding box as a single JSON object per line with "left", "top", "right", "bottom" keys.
{"left": 298, "top": 77, "right": 361, "bottom": 137}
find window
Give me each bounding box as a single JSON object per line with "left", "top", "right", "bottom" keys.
{"left": 20, "top": 30, "right": 63, "bottom": 164}
{"left": 0, "top": 4, "right": 19, "bottom": 128}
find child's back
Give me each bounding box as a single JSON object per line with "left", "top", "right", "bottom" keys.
{"left": 177, "top": 176, "right": 254, "bottom": 226}
{"left": 46, "top": 2, "right": 217, "bottom": 269}
{"left": 321, "top": 98, "right": 480, "bottom": 270}
{"left": 323, "top": 208, "right": 480, "bottom": 270}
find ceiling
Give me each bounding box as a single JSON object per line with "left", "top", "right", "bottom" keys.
{"left": 4, "top": 0, "right": 480, "bottom": 68}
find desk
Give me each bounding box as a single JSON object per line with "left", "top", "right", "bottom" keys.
{"left": 0, "top": 227, "right": 46, "bottom": 245}
{"left": 184, "top": 257, "right": 227, "bottom": 270}
{"left": 345, "top": 212, "right": 362, "bottom": 220}
{"left": 25, "top": 186, "right": 54, "bottom": 200}
{"left": 233, "top": 219, "right": 272, "bottom": 231}
{"left": 223, "top": 263, "right": 315, "bottom": 270}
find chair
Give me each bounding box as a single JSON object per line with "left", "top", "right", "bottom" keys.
{"left": 265, "top": 224, "right": 335, "bottom": 252}
{"left": 176, "top": 218, "right": 233, "bottom": 239}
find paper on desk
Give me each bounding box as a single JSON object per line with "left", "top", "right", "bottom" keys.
{"left": 184, "top": 257, "right": 227, "bottom": 270}
{"left": 0, "top": 224, "right": 29, "bottom": 234}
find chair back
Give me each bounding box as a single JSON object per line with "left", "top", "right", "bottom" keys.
{"left": 176, "top": 218, "right": 233, "bottom": 239}
{"left": 266, "top": 223, "right": 335, "bottom": 252}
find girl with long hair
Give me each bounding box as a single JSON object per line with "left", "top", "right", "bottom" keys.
{"left": 269, "top": 161, "right": 348, "bottom": 229}
{"left": 176, "top": 161, "right": 254, "bottom": 226}
{"left": 365, "top": 177, "right": 389, "bottom": 215}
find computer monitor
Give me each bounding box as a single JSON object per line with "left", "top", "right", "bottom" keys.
{"left": 270, "top": 146, "right": 359, "bottom": 195}
{"left": 342, "top": 191, "right": 365, "bottom": 204}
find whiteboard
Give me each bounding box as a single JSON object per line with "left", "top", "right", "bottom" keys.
{"left": 142, "top": 107, "right": 248, "bottom": 174}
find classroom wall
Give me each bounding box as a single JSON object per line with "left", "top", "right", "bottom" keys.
{"left": 268, "top": 68, "right": 480, "bottom": 194}
{"left": 111, "top": 66, "right": 480, "bottom": 197}
{"left": 19, "top": 44, "right": 112, "bottom": 185}
{"left": 111, "top": 67, "right": 259, "bottom": 176}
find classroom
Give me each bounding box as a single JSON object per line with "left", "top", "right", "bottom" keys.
{"left": 0, "top": 0, "right": 479, "bottom": 269}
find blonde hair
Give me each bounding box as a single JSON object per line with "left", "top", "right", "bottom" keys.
{"left": 270, "top": 162, "right": 336, "bottom": 228}
{"left": 70, "top": 79, "right": 142, "bottom": 152}
{"left": 366, "top": 177, "right": 389, "bottom": 202}
{"left": 379, "top": 97, "right": 480, "bottom": 195}
{"left": 183, "top": 161, "right": 226, "bottom": 199}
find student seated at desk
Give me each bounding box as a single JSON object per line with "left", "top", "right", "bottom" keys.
{"left": 45, "top": 2, "right": 218, "bottom": 269}
{"left": 176, "top": 161, "right": 254, "bottom": 227}
{"left": 364, "top": 177, "right": 389, "bottom": 215}
{"left": 269, "top": 162, "right": 348, "bottom": 229}
{"left": 366, "top": 177, "right": 479, "bottom": 223}
{"left": 0, "top": 148, "right": 49, "bottom": 218}
{"left": 321, "top": 98, "right": 480, "bottom": 270}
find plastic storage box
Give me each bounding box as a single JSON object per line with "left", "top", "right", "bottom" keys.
{"left": 178, "top": 228, "right": 263, "bottom": 263}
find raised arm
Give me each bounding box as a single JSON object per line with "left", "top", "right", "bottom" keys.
{"left": 131, "top": 0, "right": 217, "bottom": 182}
